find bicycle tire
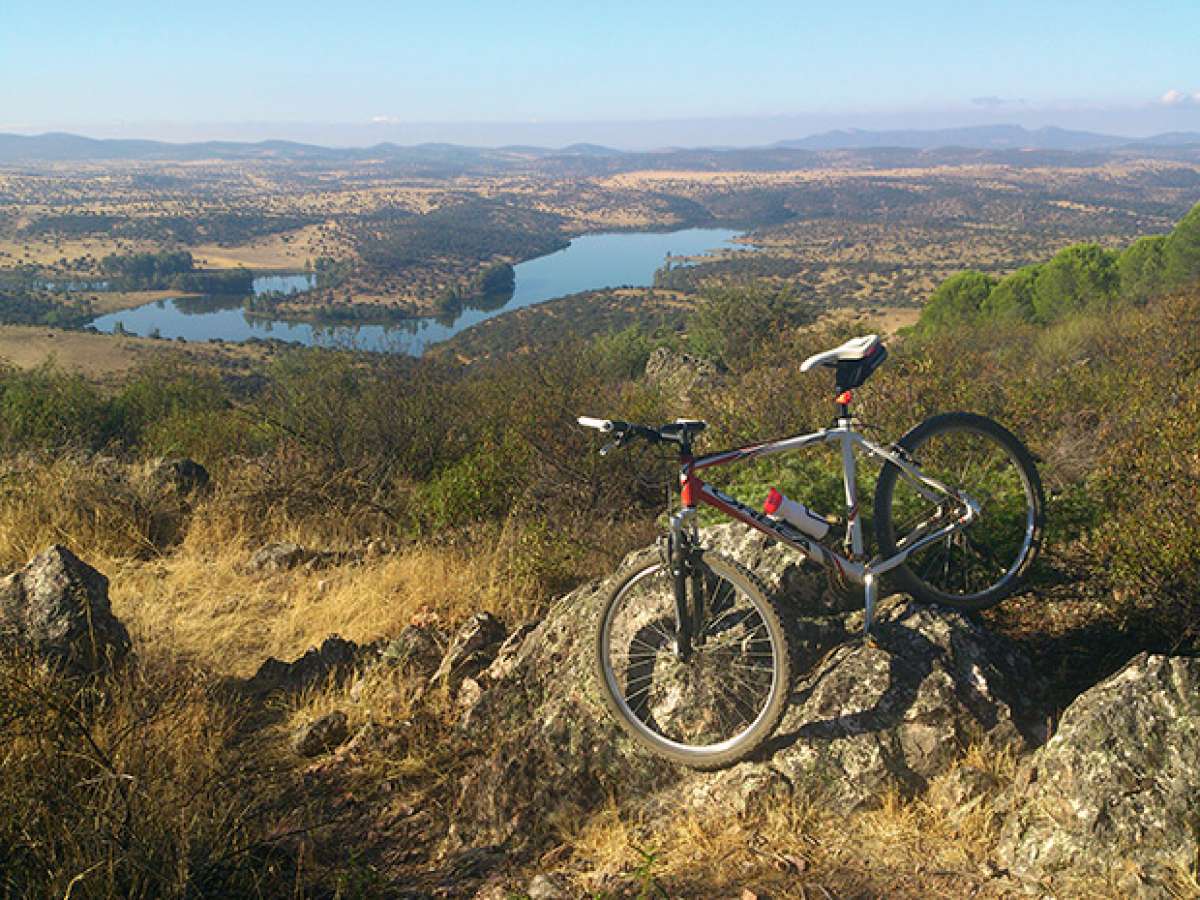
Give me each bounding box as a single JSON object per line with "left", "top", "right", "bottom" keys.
{"left": 594, "top": 551, "right": 792, "bottom": 769}
{"left": 873, "top": 412, "right": 1044, "bottom": 611}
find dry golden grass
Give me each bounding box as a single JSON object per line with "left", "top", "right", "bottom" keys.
{"left": 189, "top": 224, "right": 335, "bottom": 270}
{"left": 547, "top": 746, "right": 1020, "bottom": 898}
{"left": 111, "top": 539, "right": 503, "bottom": 677}
{"left": 0, "top": 325, "right": 275, "bottom": 380}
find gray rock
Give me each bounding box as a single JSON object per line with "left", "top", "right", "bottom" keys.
{"left": 446, "top": 524, "right": 1041, "bottom": 850}
{"left": 293, "top": 710, "right": 350, "bottom": 757}
{"left": 0, "top": 546, "right": 131, "bottom": 674}
{"left": 250, "top": 635, "right": 362, "bottom": 694}
{"left": 643, "top": 346, "right": 722, "bottom": 404}
{"left": 380, "top": 624, "right": 444, "bottom": 675}
{"left": 456, "top": 676, "right": 486, "bottom": 730}
{"left": 996, "top": 653, "right": 1200, "bottom": 893}
{"left": 430, "top": 612, "right": 506, "bottom": 687}
{"left": 246, "top": 541, "right": 352, "bottom": 574}
{"left": 485, "top": 622, "right": 537, "bottom": 682}
{"left": 526, "top": 872, "right": 568, "bottom": 899}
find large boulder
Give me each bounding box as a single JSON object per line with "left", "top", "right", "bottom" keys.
{"left": 0, "top": 545, "right": 131, "bottom": 674}
{"left": 447, "top": 524, "right": 1042, "bottom": 850}
{"left": 996, "top": 652, "right": 1200, "bottom": 895}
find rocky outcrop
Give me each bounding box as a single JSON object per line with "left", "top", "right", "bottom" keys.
{"left": 0, "top": 546, "right": 131, "bottom": 674}
{"left": 431, "top": 612, "right": 506, "bottom": 688}
{"left": 250, "top": 635, "right": 364, "bottom": 694}
{"left": 446, "top": 524, "right": 1043, "bottom": 851}
{"left": 643, "top": 346, "right": 722, "bottom": 404}
{"left": 679, "top": 599, "right": 1042, "bottom": 816}
{"left": 996, "top": 652, "right": 1200, "bottom": 895}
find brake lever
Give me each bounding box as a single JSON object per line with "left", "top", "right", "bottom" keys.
{"left": 599, "top": 440, "right": 619, "bottom": 457}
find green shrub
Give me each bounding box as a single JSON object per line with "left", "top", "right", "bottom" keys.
{"left": 688, "top": 285, "right": 814, "bottom": 369}
{"left": 0, "top": 362, "right": 119, "bottom": 452}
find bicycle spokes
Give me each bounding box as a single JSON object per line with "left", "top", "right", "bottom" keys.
{"left": 890, "top": 429, "right": 1034, "bottom": 598}
{"left": 601, "top": 563, "right": 781, "bottom": 750}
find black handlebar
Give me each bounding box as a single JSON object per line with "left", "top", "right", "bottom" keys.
{"left": 578, "top": 417, "right": 708, "bottom": 454}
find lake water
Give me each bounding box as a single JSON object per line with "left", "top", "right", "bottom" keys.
{"left": 88, "top": 228, "right": 744, "bottom": 355}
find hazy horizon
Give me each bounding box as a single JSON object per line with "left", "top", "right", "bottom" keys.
{"left": 7, "top": 106, "right": 1200, "bottom": 152}
{"left": 5, "top": 0, "right": 1199, "bottom": 150}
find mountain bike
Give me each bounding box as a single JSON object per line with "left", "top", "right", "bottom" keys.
{"left": 578, "top": 334, "right": 1043, "bottom": 768}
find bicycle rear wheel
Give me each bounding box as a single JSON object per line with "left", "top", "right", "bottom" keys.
{"left": 873, "top": 412, "right": 1043, "bottom": 610}
{"left": 594, "top": 552, "right": 791, "bottom": 769}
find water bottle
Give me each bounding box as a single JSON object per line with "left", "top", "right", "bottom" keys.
{"left": 763, "top": 488, "right": 830, "bottom": 539}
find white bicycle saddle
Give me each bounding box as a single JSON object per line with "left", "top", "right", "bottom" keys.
{"left": 800, "top": 334, "right": 882, "bottom": 372}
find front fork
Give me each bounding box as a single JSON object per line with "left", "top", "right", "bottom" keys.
{"left": 669, "top": 508, "right": 700, "bottom": 659}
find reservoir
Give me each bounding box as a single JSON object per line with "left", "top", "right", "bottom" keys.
{"left": 87, "top": 228, "right": 745, "bottom": 354}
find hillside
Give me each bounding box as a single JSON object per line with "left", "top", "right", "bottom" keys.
{"left": 2, "top": 192, "right": 1200, "bottom": 896}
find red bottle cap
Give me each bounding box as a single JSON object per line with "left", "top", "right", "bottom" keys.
{"left": 763, "top": 488, "right": 782, "bottom": 515}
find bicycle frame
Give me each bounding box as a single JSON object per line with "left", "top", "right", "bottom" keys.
{"left": 671, "top": 415, "right": 980, "bottom": 633}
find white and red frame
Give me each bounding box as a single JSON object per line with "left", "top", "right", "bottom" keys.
{"left": 672, "top": 416, "right": 980, "bottom": 628}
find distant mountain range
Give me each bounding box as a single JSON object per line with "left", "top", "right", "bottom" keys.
{"left": 773, "top": 124, "right": 1200, "bottom": 151}
{"left": 1, "top": 125, "right": 1198, "bottom": 164}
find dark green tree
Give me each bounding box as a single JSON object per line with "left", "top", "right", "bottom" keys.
{"left": 1162, "top": 201, "right": 1200, "bottom": 290}
{"left": 1119, "top": 234, "right": 1168, "bottom": 304}
{"left": 1031, "top": 243, "right": 1118, "bottom": 323}
{"left": 982, "top": 264, "right": 1039, "bottom": 321}
{"left": 917, "top": 270, "right": 996, "bottom": 332}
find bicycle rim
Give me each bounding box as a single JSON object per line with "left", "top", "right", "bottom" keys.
{"left": 885, "top": 421, "right": 1038, "bottom": 603}
{"left": 597, "top": 557, "right": 786, "bottom": 760}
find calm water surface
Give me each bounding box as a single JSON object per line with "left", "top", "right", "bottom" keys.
{"left": 88, "top": 229, "right": 745, "bottom": 355}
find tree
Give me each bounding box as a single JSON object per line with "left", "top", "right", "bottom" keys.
{"left": 917, "top": 270, "right": 996, "bottom": 333}
{"left": 982, "top": 265, "right": 1039, "bottom": 322}
{"left": 1162, "top": 201, "right": 1200, "bottom": 290}
{"left": 1118, "top": 235, "right": 1167, "bottom": 304}
{"left": 1031, "top": 243, "right": 1118, "bottom": 323}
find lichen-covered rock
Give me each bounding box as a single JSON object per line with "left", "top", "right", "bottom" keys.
{"left": 485, "top": 623, "right": 537, "bottom": 682}
{"left": 447, "top": 524, "right": 1041, "bottom": 851}
{"left": 996, "top": 653, "right": 1200, "bottom": 894}
{"left": 246, "top": 542, "right": 353, "bottom": 574}
{"left": 431, "top": 612, "right": 506, "bottom": 688}
{"left": 0, "top": 545, "right": 131, "bottom": 674}
{"left": 293, "top": 710, "right": 350, "bottom": 757}
{"left": 668, "top": 599, "right": 1039, "bottom": 817}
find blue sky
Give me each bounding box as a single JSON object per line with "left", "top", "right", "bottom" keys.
{"left": 3, "top": 0, "right": 1199, "bottom": 146}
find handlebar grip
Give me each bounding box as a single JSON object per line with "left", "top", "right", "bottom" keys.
{"left": 577, "top": 416, "right": 614, "bottom": 432}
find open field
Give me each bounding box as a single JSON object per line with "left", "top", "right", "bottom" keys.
{"left": 0, "top": 324, "right": 278, "bottom": 380}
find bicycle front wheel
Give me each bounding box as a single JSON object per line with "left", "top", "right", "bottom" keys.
{"left": 874, "top": 412, "right": 1044, "bottom": 611}
{"left": 594, "top": 552, "right": 791, "bottom": 769}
